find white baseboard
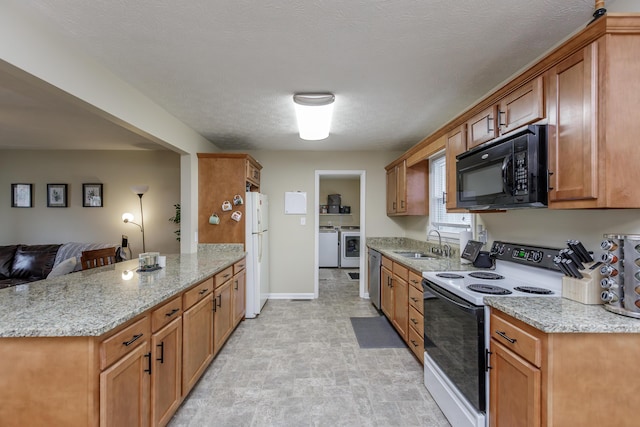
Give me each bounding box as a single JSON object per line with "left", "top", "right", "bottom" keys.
{"left": 267, "top": 293, "right": 315, "bottom": 300}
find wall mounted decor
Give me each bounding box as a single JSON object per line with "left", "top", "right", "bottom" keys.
{"left": 11, "top": 183, "right": 33, "bottom": 208}
{"left": 47, "top": 184, "right": 68, "bottom": 207}
{"left": 284, "top": 191, "right": 307, "bottom": 214}
{"left": 83, "top": 183, "right": 103, "bottom": 207}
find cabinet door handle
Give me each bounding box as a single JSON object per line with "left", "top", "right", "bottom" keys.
{"left": 144, "top": 352, "right": 152, "bottom": 375}
{"left": 400, "top": 200, "right": 405, "bottom": 209}
{"left": 410, "top": 297, "right": 418, "bottom": 302}
{"left": 156, "top": 342, "right": 165, "bottom": 364}
{"left": 122, "top": 333, "right": 143, "bottom": 347}
{"left": 199, "top": 288, "right": 209, "bottom": 295}
{"left": 486, "top": 115, "right": 493, "bottom": 134}
{"left": 410, "top": 340, "right": 419, "bottom": 348}
{"left": 223, "top": 273, "right": 231, "bottom": 279}
{"left": 234, "top": 279, "right": 239, "bottom": 290}
{"left": 165, "top": 308, "right": 180, "bottom": 317}
{"left": 495, "top": 330, "right": 517, "bottom": 344}
{"left": 392, "top": 201, "right": 396, "bottom": 210}
{"left": 217, "top": 294, "right": 222, "bottom": 308}
{"left": 486, "top": 349, "right": 493, "bottom": 370}
{"left": 411, "top": 318, "right": 418, "bottom": 325}
{"left": 498, "top": 110, "right": 506, "bottom": 127}
{"left": 547, "top": 170, "right": 554, "bottom": 191}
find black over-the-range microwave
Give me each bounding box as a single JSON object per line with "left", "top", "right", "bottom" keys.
{"left": 456, "top": 124, "right": 548, "bottom": 210}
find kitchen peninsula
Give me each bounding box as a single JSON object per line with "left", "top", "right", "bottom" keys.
{"left": 0, "top": 245, "right": 245, "bottom": 427}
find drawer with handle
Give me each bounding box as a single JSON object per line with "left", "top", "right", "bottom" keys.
{"left": 184, "top": 277, "right": 214, "bottom": 310}
{"left": 408, "top": 325, "right": 424, "bottom": 363}
{"left": 490, "top": 312, "right": 542, "bottom": 367}
{"left": 100, "top": 315, "right": 151, "bottom": 370}
{"left": 408, "top": 270, "right": 422, "bottom": 291}
{"left": 409, "top": 305, "right": 424, "bottom": 337}
{"left": 392, "top": 262, "right": 408, "bottom": 281}
{"left": 408, "top": 284, "right": 423, "bottom": 314}
{"left": 151, "top": 295, "right": 182, "bottom": 332}
{"left": 214, "top": 266, "right": 234, "bottom": 288}
{"left": 233, "top": 258, "right": 246, "bottom": 274}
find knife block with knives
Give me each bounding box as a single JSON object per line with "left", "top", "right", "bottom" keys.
{"left": 557, "top": 240, "right": 604, "bottom": 305}
{"left": 561, "top": 263, "right": 605, "bottom": 305}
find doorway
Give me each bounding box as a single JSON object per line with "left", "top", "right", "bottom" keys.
{"left": 314, "top": 170, "right": 366, "bottom": 299}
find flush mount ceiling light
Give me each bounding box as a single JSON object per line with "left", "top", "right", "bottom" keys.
{"left": 293, "top": 93, "right": 335, "bottom": 141}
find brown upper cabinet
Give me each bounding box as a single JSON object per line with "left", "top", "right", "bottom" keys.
{"left": 388, "top": 14, "right": 640, "bottom": 212}
{"left": 198, "top": 153, "right": 262, "bottom": 244}
{"left": 467, "top": 76, "right": 545, "bottom": 150}
{"left": 386, "top": 159, "right": 429, "bottom": 216}
{"left": 445, "top": 125, "right": 467, "bottom": 211}
{"left": 546, "top": 28, "right": 640, "bottom": 209}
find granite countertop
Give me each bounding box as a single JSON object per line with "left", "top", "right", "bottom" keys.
{"left": 368, "top": 237, "right": 640, "bottom": 334}
{"left": 367, "top": 237, "right": 479, "bottom": 272}
{"left": 485, "top": 297, "right": 640, "bottom": 334}
{"left": 0, "top": 244, "right": 245, "bottom": 338}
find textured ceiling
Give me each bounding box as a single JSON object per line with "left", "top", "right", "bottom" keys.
{"left": 1, "top": 0, "right": 604, "bottom": 151}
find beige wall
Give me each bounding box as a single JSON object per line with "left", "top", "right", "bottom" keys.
{"left": 0, "top": 150, "right": 181, "bottom": 256}
{"left": 319, "top": 178, "right": 360, "bottom": 227}
{"left": 249, "top": 150, "right": 404, "bottom": 295}
{"left": 480, "top": 209, "right": 640, "bottom": 258}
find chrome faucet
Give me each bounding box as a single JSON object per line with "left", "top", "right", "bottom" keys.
{"left": 427, "top": 229, "right": 452, "bottom": 258}
{"left": 428, "top": 229, "right": 443, "bottom": 256}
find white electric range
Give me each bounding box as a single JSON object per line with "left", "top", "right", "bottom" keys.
{"left": 421, "top": 241, "right": 564, "bottom": 427}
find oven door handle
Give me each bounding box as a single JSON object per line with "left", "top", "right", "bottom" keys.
{"left": 425, "top": 283, "right": 479, "bottom": 315}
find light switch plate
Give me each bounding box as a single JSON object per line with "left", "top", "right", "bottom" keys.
{"left": 300, "top": 217, "right": 306, "bottom": 225}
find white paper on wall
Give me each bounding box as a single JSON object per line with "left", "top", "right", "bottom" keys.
{"left": 284, "top": 191, "right": 307, "bottom": 214}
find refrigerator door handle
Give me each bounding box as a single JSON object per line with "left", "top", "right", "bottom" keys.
{"left": 258, "top": 233, "right": 263, "bottom": 263}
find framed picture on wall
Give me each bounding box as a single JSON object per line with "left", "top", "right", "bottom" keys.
{"left": 82, "top": 183, "right": 103, "bottom": 207}
{"left": 11, "top": 183, "right": 33, "bottom": 208}
{"left": 47, "top": 184, "right": 68, "bottom": 207}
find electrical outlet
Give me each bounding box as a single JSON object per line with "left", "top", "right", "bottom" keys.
{"left": 300, "top": 217, "right": 306, "bottom": 225}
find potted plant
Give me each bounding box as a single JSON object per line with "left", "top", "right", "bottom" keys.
{"left": 169, "top": 203, "right": 180, "bottom": 241}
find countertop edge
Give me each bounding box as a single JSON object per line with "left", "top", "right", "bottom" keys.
{"left": 0, "top": 247, "right": 246, "bottom": 338}
{"left": 485, "top": 297, "right": 640, "bottom": 334}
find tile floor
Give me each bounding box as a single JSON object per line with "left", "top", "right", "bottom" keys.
{"left": 168, "top": 268, "right": 451, "bottom": 427}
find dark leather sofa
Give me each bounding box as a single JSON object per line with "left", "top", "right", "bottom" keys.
{"left": 0, "top": 244, "right": 62, "bottom": 289}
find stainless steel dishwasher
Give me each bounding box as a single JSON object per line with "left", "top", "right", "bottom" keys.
{"left": 368, "top": 248, "right": 381, "bottom": 310}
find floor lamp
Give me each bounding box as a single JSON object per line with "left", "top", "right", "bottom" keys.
{"left": 122, "top": 185, "right": 149, "bottom": 253}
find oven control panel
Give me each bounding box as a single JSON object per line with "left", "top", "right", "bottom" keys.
{"left": 491, "top": 241, "right": 562, "bottom": 271}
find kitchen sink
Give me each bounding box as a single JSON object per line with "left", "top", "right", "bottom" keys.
{"left": 393, "top": 251, "right": 437, "bottom": 260}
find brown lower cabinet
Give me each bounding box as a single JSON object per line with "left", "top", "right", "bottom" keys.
{"left": 182, "top": 286, "right": 214, "bottom": 396}
{"left": 380, "top": 258, "right": 394, "bottom": 319}
{"left": 0, "top": 258, "right": 246, "bottom": 427}
{"left": 151, "top": 317, "right": 182, "bottom": 427}
{"left": 100, "top": 342, "right": 151, "bottom": 427}
{"left": 379, "top": 255, "right": 424, "bottom": 363}
{"left": 490, "top": 339, "right": 540, "bottom": 427}
{"left": 213, "top": 280, "right": 233, "bottom": 356}
{"left": 489, "top": 308, "right": 640, "bottom": 427}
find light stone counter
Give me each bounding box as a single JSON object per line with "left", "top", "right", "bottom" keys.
{"left": 0, "top": 244, "right": 245, "bottom": 338}
{"left": 367, "top": 237, "right": 479, "bottom": 272}
{"left": 485, "top": 297, "right": 640, "bottom": 333}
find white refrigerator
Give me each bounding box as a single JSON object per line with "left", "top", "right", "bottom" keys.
{"left": 245, "top": 192, "right": 269, "bottom": 318}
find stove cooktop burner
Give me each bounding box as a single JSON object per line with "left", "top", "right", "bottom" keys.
{"left": 436, "top": 273, "right": 464, "bottom": 279}
{"left": 513, "top": 286, "right": 553, "bottom": 295}
{"left": 467, "top": 284, "right": 512, "bottom": 295}
{"left": 468, "top": 272, "right": 504, "bottom": 280}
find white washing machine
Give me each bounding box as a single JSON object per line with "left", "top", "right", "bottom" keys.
{"left": 340, "top": 227, "right": 360, "bottom": 268}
